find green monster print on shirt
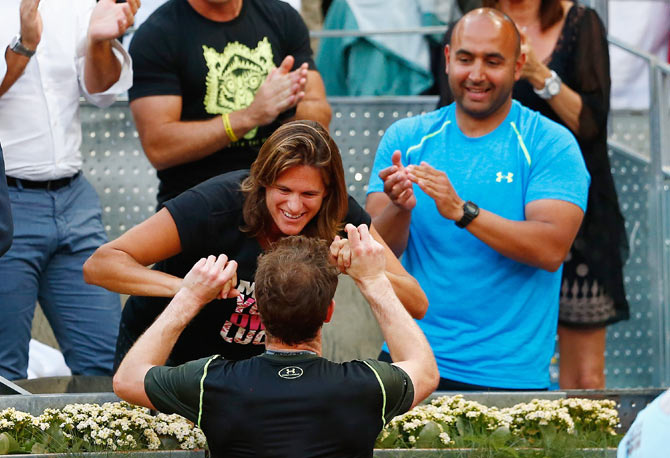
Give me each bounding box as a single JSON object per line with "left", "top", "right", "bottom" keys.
{"left": 202, "top": 38, "right": 275, "bottom": 141}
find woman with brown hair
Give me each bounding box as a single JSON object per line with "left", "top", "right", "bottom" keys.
{"left": 438, "top": 0, "right": 628, "bottom": 389}
{"left": 84, "top": 120, "right": 428, "bottom": 368}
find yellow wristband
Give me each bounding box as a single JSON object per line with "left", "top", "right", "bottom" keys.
{"left": 222, "top": 113, "right": 238, "bottom": 143}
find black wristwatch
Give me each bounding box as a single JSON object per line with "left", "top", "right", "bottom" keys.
{"left": 455, "top": 201, "right": 479, "bottom": 228}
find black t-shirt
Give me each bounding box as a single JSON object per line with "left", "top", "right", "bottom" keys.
{"left": 129, "top": 0, "right": 316, "bottom": 205}
{"left": 145, "top": 353, "right": 414, "bottom": 458}
{"left": 122, "top": 170, "right": 371, "bottom": 364}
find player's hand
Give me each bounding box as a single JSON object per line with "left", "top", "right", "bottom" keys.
{"left": 342, "top": 224, "right": 386, "bottom": 283}
{"left": 19, "top": 0, "right": 42, "bottom": 51}
{"left": 329, "top": 235, "right": 351, "bottom": 273}
{"left": 181, "top": 254, "right": 239, "bottom": 306}
{"left": 88, "top": 0, "right": 140, "bottom": 43}
{"left": 246, "top": 55, "right": 307, "bottom": 126}
{"left": 378, "top": 151, "right": 416, "bottom": 211}
{"left": 407, "top": 162, "right": 464, "bottom": 221}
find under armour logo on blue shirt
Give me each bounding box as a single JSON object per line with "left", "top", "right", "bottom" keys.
{"left": 496, "top": 172, "right": 514, "bottom": 183}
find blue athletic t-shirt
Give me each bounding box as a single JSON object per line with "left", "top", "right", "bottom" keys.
{"left": 368, "top": 101, "right": 590, "bottom": 389}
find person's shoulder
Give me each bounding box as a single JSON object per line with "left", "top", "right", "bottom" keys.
{"left": 571, "top": 3, "right": 605, "bottom": 30}
{"left": 513, "top": 101, "right": 576, "bottom": 145}
{"left": 135, "top": 0, "right": 180, "bottom": 32}
{"left": 247, "top": 0, "right": 301, "bottom": 19}
{"left": 130, "top": 0, "right": 181, "bottom": 51}
{"left": 387, "top": 105, "right": 453, "bottom": 140}
{"left": 186, "top": 170, "right": 248, "bottom": 211}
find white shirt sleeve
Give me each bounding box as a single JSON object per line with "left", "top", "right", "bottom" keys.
{"left": 75, "top": 0, "right": 133, "bottom": 108}
{"left": 77, "top": 38, "right": 133, "bottom": 107}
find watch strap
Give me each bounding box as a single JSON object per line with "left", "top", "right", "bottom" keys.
{"left": 533, "top": 70, "right": 561, "bottom": 100}
{"left": 455, "top": 201, "right": 479, "bottom": 228}
{"left": 10, "top": 35, "right": 36, "bottom": 58}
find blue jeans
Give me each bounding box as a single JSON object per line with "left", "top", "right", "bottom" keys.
{"left": 0, "top": 174, "right": 120, "bottom": 379}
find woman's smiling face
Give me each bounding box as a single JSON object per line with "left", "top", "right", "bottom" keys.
{"left": 265, "top": 165, "right": 326, "bottom": 237}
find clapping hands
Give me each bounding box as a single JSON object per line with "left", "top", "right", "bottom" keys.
{"left": 88, "top": 0, "right": 140, "bottom": 43}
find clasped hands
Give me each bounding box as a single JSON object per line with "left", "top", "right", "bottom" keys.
{"left": 379, "top": 150, "right": 465, "bottom": 222}
{"left": 329, "top": 224, "right": 386, "bottom": 285}
{"left": 179, "top": 255, "right": 239, "bottom": 309}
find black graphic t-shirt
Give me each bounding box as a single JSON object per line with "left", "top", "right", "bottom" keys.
{"left": 122, "top": 170, "right": 371, "bottom": 364}
{"left": 128, "top": 0, "right": 315, "bottom": 205}
{"left": 145, "top": 354, "right": 414, "bottom": 458}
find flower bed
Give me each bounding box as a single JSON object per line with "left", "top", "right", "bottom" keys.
{"left": 0, "top": 395, "right": 624, "bottom": 455}
{"left": 0, "top": 402, "right": 205, "bottom": 454}
{"left": 376, "top": 395, "right": 621, "bottom": 456}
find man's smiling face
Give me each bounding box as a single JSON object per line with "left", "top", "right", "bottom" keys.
{"left": 446, "top": 11, "right": 523, "bottom": 121}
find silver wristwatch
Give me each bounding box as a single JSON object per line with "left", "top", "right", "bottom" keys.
{"left": 9, "top": 35, "right": 36, "bottom": 58}
{"left": 533, "top": 70, "right": 561, "bottom": 100}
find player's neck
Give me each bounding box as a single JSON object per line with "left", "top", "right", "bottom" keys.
{"left": 265, "top": 335, "right": 322, "bottom": 356}
{"left": 187, "top": 0, "right": 243, "bottom": 22}
{"left": 455, "top": 98, "right": 513, "bottom": 138}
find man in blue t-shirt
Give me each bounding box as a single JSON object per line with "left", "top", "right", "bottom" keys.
{"left": 366, "top": 8, "right": 590, "bottom": 390}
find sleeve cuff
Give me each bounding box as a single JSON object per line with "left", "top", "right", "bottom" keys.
{"left": 80, "top": 39, "right": 132, "bottom": 107}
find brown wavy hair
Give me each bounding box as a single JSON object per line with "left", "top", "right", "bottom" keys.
{"left": 240, "top": 120, "right": 348, "bottom": 241}
{"left": 255, "top": 236, "right": 338, "bottom": 345}
{"left": 483, "top": 0, "right": 563, "bottom": 31}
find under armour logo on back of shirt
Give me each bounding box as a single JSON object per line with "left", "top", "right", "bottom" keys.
{"left": 496, "top": 172, "right": 514, "bottom": 183}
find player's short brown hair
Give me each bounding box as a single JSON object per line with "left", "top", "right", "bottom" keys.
{"left": 255, "top": 235, "right": 338, "bottom": 345}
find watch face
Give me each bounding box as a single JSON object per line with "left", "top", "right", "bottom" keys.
{"left": 548, "top": 81, "right": 561, "bottom": 96}
{"left": 464, "top": 202, "right": 477, "bottom": 214}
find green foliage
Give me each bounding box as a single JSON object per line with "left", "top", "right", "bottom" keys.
{"left": 376, "top": 395, "right": 623, "bottom": 454}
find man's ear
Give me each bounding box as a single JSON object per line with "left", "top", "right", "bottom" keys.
{"left": 514, "top": 52, "right": 527, "bottom": 81}
{"left": 324, "top": 300, "right": 335, "bottom": 323}
{"left": 444, "top": 44, "right": 451, "bottom": 75}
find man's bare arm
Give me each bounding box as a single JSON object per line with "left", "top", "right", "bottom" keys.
{"left": 0, "top": 0, "right": 41, "bottom": 97}
{"left": 293, "top": 70, "right": 331, "bottom": 130}
{"left": 333, "top": 224, "right": 438, "bottom": 408}
{"left": 130, "top": 57, "right": 307, "bottom": 170}
{"left": 113, "top": 255, "right": 237, "bottom": 408}
{"left": 365, "top": 151, "right": 415, "bottom": 256}
{"left": 84, "top": 0, "right": 139, "bottom": 94}
{"left": 408, "top": 163, "right": 584, "bottom": 272}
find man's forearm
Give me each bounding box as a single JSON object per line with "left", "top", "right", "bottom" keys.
{"left": 294, "top": 98, "right": 332, "bottom": 131}
{"left": 366, "top": 193, "right": 412, "bottom": 257}
{"left": 358, "top": 274, "right": 437, "bottom": 407}
{"left": 359, "top": 275, "right": 429, "bottom": 363}
{"left": 0, "top": 47, "right": 30, "bottom": 97}
{"left": 113, "top": 288, "right": 198, "bottom": 408}
{"left": 132, "top": 100, "right": 262, "bottom": 171}
{"left": 84, "top": 39, "right": 121, "bottom": 94}
{"left": 466, "top": 205, "right": 582, "bottom": 272}
{"left": 370, "top": 205, "right": 411, "bottom": 257}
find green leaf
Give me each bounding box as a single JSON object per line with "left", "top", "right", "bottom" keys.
{"left": 0, "top": 432, "right": 21, "bottom": 454}
{"left": 455, "top": 417, "right": 466, "bottom": 436}
{"left": 415, "top": 421, "right": 443, "bottom": 448}
{"left": 31, "top": 442, "right": 48, "bottom": 454}
{"left": 376, "top": 427, "right": 400, "bottom": 449}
